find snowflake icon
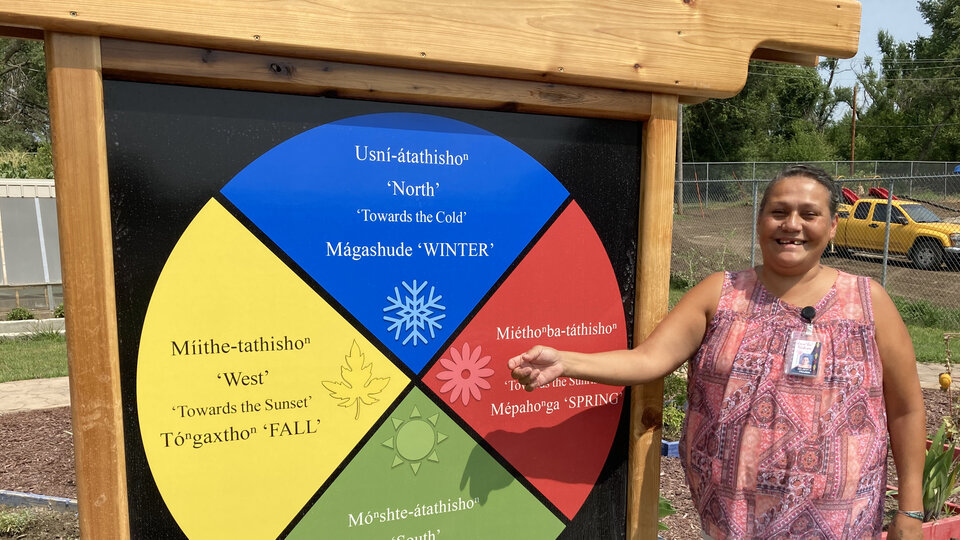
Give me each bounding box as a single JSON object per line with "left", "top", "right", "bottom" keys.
{"left": 383, "top": 280, "right": 446, "bottom": 346}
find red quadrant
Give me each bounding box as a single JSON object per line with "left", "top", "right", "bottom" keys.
{"left": 423, "top": 202, "right": 627, "bottom": 519}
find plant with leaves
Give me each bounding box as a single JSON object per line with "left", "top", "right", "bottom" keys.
{"left": 6, "top": 306, "right": 34, "bottom": 320}
{"left": 659, "top": 495, "right": 676, "bottom": 531}
{"left": 322, "top": 340, "right": 390, "bottom": 419}
{"left": 921, "top": 420, "right": 960, "bottom": 521}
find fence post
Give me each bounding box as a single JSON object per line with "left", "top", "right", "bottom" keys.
{"left": 751, "top": 179, "right": 758, "bottom": 268}
{"left": 909, "top": 162, "right": 914, "bottom": 196}
{"left": 881, "top": 179, "right": 895, "bottom": 288}
{"left": 705, "top": 163, "right": 710, "bottom": 209}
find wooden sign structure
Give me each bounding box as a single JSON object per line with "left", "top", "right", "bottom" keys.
{"left": 0, "top": 2, "right": 859, "bottom": 539}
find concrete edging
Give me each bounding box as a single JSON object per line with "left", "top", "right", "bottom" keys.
{"left": 0, "top": 489, "right": 77, "bottom": 512}
{"left": 0, "top": 317, "right": 64, "bottom": 338}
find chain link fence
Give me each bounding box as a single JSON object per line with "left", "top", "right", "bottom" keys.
{"left": 672, "top": 161, "right": 960, "bottom": 342}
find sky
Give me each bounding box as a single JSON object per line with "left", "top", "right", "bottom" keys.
{"left": 832, "top": 0, "right": 932, "bottom": 88}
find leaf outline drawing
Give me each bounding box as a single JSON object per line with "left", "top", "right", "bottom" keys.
{"left": 322, "top": 340, "right": 390, "bottom": 419}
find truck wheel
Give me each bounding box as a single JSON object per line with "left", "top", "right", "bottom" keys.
{"left": 909, "top": 240, "right": 944, "bottom": 270}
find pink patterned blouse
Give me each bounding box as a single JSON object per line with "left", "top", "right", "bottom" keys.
{"left": 680, "top": 269, "right": 887, "bottom": 539}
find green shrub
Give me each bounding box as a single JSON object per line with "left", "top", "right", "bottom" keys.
{"left": 662, "top": 371, "right": 688, "bottom": 441}
{"left": 663, "top": 405, "right": 685, "bottom": 442}
{"left": 893, "top": 296, "right": 960, "bottom": 331}
{"left": 53, "top": 303, "right": 65, "bottom": 318}
{"left": 6, "top": 306, "right": 35, "bottom": 320}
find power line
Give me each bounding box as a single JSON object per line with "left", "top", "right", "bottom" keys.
{"left": 856, "top": 121, "right": 960, "bottom": 128}
{"left": 700, "top": 103, "right": 729, "bottom": 160}
{"left": 753, "top": 70, "right": 960, "bottom": 83}
{"left": 880, "top": 57, "right": 960, "bottom": 65}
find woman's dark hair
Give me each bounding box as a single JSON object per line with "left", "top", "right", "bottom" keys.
{"left": 759, "top": 164, "right": 840, "bottom": 215}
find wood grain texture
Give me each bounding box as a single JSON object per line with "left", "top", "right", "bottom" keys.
{"left": 45, "top": 32, "right": 130, "bottom": 539}
{"left": 100, "top": 39, "right": 653, "bottom": 120}
{"left": 630, "top": 93, "right": 678, "bottom": 539}
{"left": 3, "top": 0, "right": 859, "bottom": 99}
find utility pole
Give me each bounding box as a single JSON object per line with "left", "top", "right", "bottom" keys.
{"left": 850, "top": 83, "right": 857, "bottom": 176}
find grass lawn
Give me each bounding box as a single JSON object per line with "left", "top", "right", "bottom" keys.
{"left": 0, "top": 333, "right": 68, "bottom": 384}
{"left": 908, "top": 324, "right": 953, "bottom": 364}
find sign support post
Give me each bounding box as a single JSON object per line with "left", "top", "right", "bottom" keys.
{"left": 46, "top": 32, "right": 130, "bottom": 539}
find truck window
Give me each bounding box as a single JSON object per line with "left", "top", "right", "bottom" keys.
{"left": 900, "top": 203, "right": 942, "bottom": 223}
{"left": 853, "top": 202, "right": 870, "bottom": 220}
{"left": 872, "top": 204, "right": 905, "bottom": 223}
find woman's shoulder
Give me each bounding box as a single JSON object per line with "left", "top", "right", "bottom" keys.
{"left": 697, "top": 268, "right": 759, "bottom": 315}
{"left": 723, "top": 267, "right": 758, "bottom": 283}
{"left": 825, "top": 266, "right": 875, "bottom": 291}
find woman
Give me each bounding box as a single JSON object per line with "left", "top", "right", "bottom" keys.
{"left": 509, "top": 165, "right": 925, "bottom": 539}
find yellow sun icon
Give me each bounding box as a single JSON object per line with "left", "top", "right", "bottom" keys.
{"left": 382, "top": 406, "right": 447, "bottom": 475}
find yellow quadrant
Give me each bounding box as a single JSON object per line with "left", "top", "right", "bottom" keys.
{"left": 137, "top": 199, "right": 409, "bottom": 539}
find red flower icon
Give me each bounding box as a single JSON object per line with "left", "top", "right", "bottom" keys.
{"left": 436, "top": 342, "right": 494, "bottom": 405}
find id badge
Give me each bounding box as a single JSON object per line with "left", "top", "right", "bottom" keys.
{"left": 784, "top": 329, "right": 821, "bottom": 377}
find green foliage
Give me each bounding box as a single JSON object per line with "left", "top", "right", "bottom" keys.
{"left": 658, "top": 495, "right": 676, "bottom": 531}
{"left": 30, "top": 325, "right": 62, "bottom": 340}
{"left": 0, "top": 145, "right": 53, "bottom": 178}
{"left": 893, "top": 296, "right": 960, "bottom": 331}
{"left": 670, "top": 270, "right": 697, "bottom": 292}
{"left": 853, "top": 0, "right": 960, "bottom": 161}
{"left": 922, "top": 420, "right": 960, "bottom": 521}
{"left": 684, "top": 61, "right": 844, "bottom": 162}
{"left": 0, "top": 505, "right": 77, "bottom": 539}
{"left": 53, "top": 303, "right": 65, "bottom": 318}
{"left": 662, "top": 405, "right": 685, "bottom": 443}
{"left": 662, "top": 371, "right": 688, "bottom": 441}
{"left": 907, "top": 325, "right": 956, "bottom": 363}
{"left": 0, "top": 38, "right": 48, "bottom": 153}
{"left": 0, "top": 506, "right": 34, "bottom": 535}
{"left": 0, "top": 332, "right": 68, "bottom": 383}
{"left": 681, "top": 1, "right": 960, "bottom": 164}
{"left": 6, "top": 306, "right": 35, "bottom": 320}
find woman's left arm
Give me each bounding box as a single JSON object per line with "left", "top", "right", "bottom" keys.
{"left": 872, "top": 280, "right": 925, "bottom": 539}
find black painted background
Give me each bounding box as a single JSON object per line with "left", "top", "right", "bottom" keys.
{"left": 105, "top": 79, "right": 640, "bottom": 539}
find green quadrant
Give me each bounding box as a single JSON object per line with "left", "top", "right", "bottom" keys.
{"left": 287, "top": 388, "right": 564, "bottom": 539}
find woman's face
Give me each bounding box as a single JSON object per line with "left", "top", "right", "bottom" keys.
{"left": 757, "top": 176, "right": 838, "bottom": 275}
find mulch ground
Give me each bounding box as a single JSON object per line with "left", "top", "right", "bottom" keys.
{"left": 0, "top": 388, "right": 957, "bottom": 539}
{"left": 0, "top": 407, "right": 75, "bottom": 499}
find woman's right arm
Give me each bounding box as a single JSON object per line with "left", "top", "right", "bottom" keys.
{"left": 508, "top": 271, "right": 724, "bottom": 390}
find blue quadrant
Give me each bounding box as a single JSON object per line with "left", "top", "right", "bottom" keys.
{"left": 221, "top": 113, "right": 568, "bottom": 372}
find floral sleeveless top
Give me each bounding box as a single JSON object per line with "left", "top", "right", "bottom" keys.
{"left": 680, "top": 269, "right": 887, "bottom": 539}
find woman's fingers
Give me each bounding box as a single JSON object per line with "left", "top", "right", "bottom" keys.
{"left": 509, "top": 345, "right": 555, "bottom": 390}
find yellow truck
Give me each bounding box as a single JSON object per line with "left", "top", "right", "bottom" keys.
{"left": 833, "top": 198, "right": 960, "bottom": 271}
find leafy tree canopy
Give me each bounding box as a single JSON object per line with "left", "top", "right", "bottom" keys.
{"left": 0, "top": 38, "right": 47, "bottom": 152}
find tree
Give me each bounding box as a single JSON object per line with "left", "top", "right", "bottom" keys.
{"left": 0, "top": 38, "right": 48, "bottom": 152}
{"left": 683, "top": 60, "right": 843, "bottom": 163}
{"left": 855, "top": 0, "right": 960, "bottom": 161}
{"left": 0, "top": 38, "right": 51, "bottom": 178}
